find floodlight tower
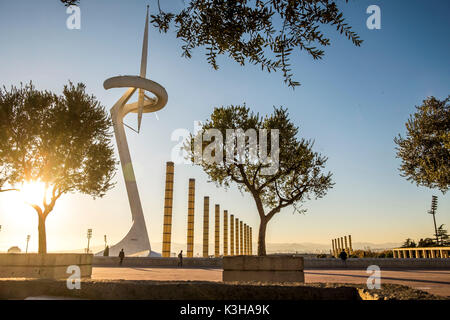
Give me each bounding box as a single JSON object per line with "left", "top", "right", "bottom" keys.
{"left": 428, "top": 195, "right": 439, "bottom": 245}
{"left": 87, "top": 229, "right": 92, "bottom": 253}
{"left": 26, "top": 235, "right": 30, "bottom": 253}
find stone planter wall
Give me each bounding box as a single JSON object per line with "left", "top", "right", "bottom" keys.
{"left": 0, "top": 253, "right": 93, "bottom": 279}
{"left": 93, "top": 256, "right": 222, "bottom": 267}
{"left": 303, "top": 257, "right": 450, "bottom": 269}
{"left": 223, "top": 255, "right": 304, "bottom": 283}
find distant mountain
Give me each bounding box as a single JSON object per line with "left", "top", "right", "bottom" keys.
{"left": 50, "top": 241, "right": 401, "bottom": 256}
{"left": 148, "top": 241, "right": 402, "bottom": 256}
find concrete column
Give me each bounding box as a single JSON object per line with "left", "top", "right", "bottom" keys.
{"left": 244, "top": 224, "right": 248, "bottom": 255}
{"left": 202, "top": 196, "right": 209, "bottom": 258}
{"left": 409, "top": 250, "right": 414, "bottom": 259}
{"left": 422, "top": 249, "right": 427, "bottom": 258}
{"left": 223, "top": 210, "right": 228, "bottom": 256}
{"left": 249, "top": 227, "right": 253, "bottom": 256}
{"left": 215, "top": 204, "right": 220, "bottom": 257}
{"left": 439, "top": 249, "right": 443, "bottom": 258}
{"left": 431, "top": 250, "right": 435, "bottom": 258}
{"left": 247, "top": 224, "right": 250, "bottom": 255}
{"left": 344, "top": 236, "right": 348, "bottom": 254}
{"left": 245, "top": 225, "right": 249, "bottom": 255}
{"left": 187, "top": 179, "right": 195, "bottom": 257}
{"left": 230, "top": 214, "right": 234, "bottom": 256}
{"left": 242, "top": 224, "right": 246, "bottom": 255}
{"left": 247, "top": 226, "right": 250, "bottom": 255}
{"left": 240, "top": 221, "right": 244, "bottom": 255}
{"left": 340, "top": 237, "right": 344, "bottom": 253}
{"left": 393, "top": 250, "right": 397, "bottom": 258}
{"left": 162, "top": 162, "right": 174, "bottom": 257}
{"left": 235, "top": 218, "right": 239, "bottom": 255}
{"left": 348, "top": 235, "right": 353, "bottom": 254}
{"left": 332, "top": 240, "right": 336, "bottom": 257}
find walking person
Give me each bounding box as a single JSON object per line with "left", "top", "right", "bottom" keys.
{"left": 178, "top": 250, "right": 183, "bottom": 267}
{"left": 339, "top": 249, "right": 348, "bottom": 265}
{"left": 119, "top": 248, "right": 125, "bottom": 266}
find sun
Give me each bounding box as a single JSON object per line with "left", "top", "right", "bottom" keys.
{"left": 19, "top": 181, "right": 51, "bottom": 207}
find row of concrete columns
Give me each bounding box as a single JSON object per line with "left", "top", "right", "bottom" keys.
{"left": 393, "top": 248, "right": 450, "bottom": 259}
{"left": 209, "top": 203, "right": 252, "bottom": 257}
{"left": 331, "top": 235, "right": 353, "bottom": 257}
{"left": 162, "top": 162, "right": 253, "bottom": 258}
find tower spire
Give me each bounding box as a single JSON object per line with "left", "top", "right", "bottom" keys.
{"left": 137, "top": 4, "right": 150, "bottom": 132}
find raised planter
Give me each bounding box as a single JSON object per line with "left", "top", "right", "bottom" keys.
{"left": 93, "top": 256, "right": 222, "bottom": 268}
{"left": 223, "top": 255, "right": 304, "bottom": 283}
{"left": 0, "top": 253, "right": 93, "bottom": 279}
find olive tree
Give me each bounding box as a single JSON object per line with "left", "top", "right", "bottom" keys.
{"left": 185, "top": 105, "right": 333, "bottom": 255}
{"left": 394, "top": 96, "right": 449, "bottom": 193}
{"left": 0, "top": 82, "right": 116, "bottom": 253}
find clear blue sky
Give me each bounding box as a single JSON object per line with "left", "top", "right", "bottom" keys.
{"left": 0, "top": 0, "right": 448, "bottom": 253}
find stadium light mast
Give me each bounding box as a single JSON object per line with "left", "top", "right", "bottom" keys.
{"left": 87, "top": 229, "right": 93, "bottom": 253}
{"left": 428, "top": 196, "right": 439, "bottom": 245}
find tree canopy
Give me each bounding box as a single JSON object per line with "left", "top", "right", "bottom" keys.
{"left": 59, "top": 0, "right": 362, "bottom": 88}
{"left": 60, "top": 0, "right": 79, "bottom": 6}
{"left": 0, "top": 82, "right": 116, "bottom": 253}
{"left": 185, "top": 105, "right": 333, "bottom": 255}
{"left": 151, "top": 0, "right": 362, "bottom": 89}
{"left": 394, "top": 96, "right": 450, "bottom": 194}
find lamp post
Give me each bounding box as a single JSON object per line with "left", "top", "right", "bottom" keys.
{"left": 428, "top": 196, "right": 439, "bottom": 245}
{"left": 86, "top": 229, "right": 92, "bottom": 253}
{"left": 26, "top": 235, "right": 30, "bottom": 253}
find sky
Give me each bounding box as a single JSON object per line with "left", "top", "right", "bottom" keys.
{"left": 0, "top": 0, "right": 449, "bottom": 254}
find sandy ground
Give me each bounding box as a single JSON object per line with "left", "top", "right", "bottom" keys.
{"left": 92, "top": 267, "right": 450, "bottom": 298}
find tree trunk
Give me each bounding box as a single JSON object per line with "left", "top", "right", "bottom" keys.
{"left": 38, "top": 214, "right": 47, "bottom": 254}
{"left": 257, "top": 218, "right": 268, "bottom": 256}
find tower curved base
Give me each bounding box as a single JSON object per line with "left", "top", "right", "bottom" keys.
{"left": 96, "top": 219, "right": 152, "bottom": 257}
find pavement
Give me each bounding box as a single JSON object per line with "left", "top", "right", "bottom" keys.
{"left": 92, "top": 267, "right": 450, "bottom": 298}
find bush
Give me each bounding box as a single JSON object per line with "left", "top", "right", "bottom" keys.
{"left": 349, "top": 249, "right": 393, "bottom": 258}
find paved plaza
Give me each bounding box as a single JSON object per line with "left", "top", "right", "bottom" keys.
{"left": 92, "top": 267, "right": 450, "bottom": 298}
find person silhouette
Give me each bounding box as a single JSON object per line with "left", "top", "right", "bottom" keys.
{"left": 339, "top": 249, "right": 348, "bottom": 263}
{"left": 178, "top": 250, "right": 183, "bottom": 267}
{"left": 119, "top": 248, "right": 125, "bottom": 266}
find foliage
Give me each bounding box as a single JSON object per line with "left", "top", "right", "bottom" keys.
{"left": 401, "top": 238, "right": 417, "bottom": 248}
{"left": 394, "top": 96, "right": 450, "bottom": 193}
{"left": 349, "top": 249, "right": 393, "bottom": 258}
{"left": 417, "top": 238, "right": 437, "bottom": 247}
{"left": 436, "top": 224, "right": 450, "bottom": 246}
{"left": 0, "top": 82, "right": 116, "bottom": 253}
{"left": 60, "top": 0, "right": 79, "bottom": 6}
{"left": 185, "top": 105, "right": 333, "bottom": 255}
{"left": 151, "top": 0, "right": 362, "bottom": 89}
{"left": 412, "top": 231, "right": 449, "bottom": 247}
